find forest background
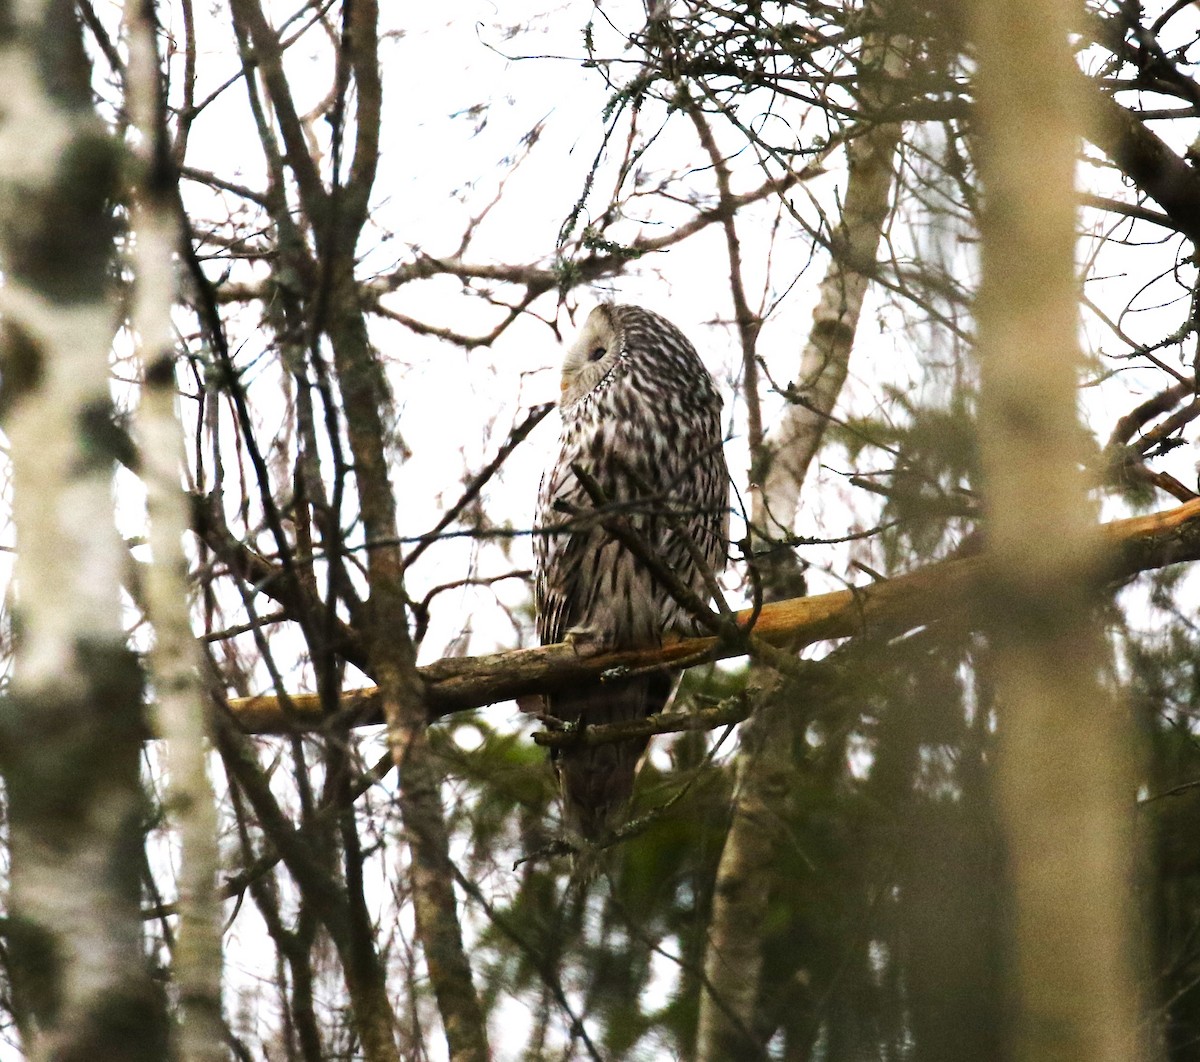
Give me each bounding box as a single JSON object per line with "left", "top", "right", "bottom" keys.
{"left": 0, "top": 1, "right": 1196, "bottom": 1060}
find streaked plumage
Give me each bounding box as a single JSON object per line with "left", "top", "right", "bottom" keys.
{"left": 534, "top": 304, "right": 729, "bottom": 839}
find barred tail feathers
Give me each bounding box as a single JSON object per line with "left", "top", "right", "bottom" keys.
{"left": 551, "top": 671, "right": 674, "bottom": 840}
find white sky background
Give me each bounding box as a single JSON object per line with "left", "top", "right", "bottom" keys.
{"left": 1, "top": 1, "right": 1191, "bottom": 1058}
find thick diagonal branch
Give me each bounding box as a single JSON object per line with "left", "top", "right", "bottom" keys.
{"left": 223, "top": 498, "right": 1200, "bottom": 734}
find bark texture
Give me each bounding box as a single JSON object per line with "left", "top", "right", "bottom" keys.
{"left": 222, "top": 495, "right": 1200, "bottom": 732}
{"left": 697, "top": 13, "right": 908, "bottom": 1056}
{"left": 0, "top": 3, "right": 168, "bottom": 1058}
{"left": 127, "top": 5, "right": 225, "bottom": 1059}
{"left": 227, "top": 1, "right": 491, "bottom": 1055}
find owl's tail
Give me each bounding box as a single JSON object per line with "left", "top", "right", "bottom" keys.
{"left": 551, "top": 671, "right": 675, "bottom": 842}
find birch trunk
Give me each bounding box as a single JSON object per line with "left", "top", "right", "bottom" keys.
{"left": 126, "top": 4, "right": 226, "bottom": 1059}
{"left": 696, "top": 16, "right": 906, "bottom": 1057}
{"left": 753, "top": 39, "right": 907, "bottom": 542}
{"left": 0, "top": 2, "right": 168, "bottom": 1057}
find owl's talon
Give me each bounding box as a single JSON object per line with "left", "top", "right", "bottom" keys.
{"left": 564, "top": 625, "right": 607, "bottom": 656}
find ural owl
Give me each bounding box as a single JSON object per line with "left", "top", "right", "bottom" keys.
{"left": 534, "top": 304, "right": 729, "bottom": 839}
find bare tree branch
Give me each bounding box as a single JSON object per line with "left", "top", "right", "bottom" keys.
{"left": 222, "top": 497, "right": 1200, "bottom": 734}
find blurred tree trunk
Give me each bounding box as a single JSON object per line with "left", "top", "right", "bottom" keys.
{"left": 0, "top": 2, "right": 168, "bottom": 1058}
{"left": 969, "top": 0, "right": 1145, "bottom": 1059}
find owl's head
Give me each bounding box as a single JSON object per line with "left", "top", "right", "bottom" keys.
{"left": 559, "top": 304, "right": 625, "bottom": 409}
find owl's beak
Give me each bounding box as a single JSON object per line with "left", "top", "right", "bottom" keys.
{"left": 560, "top": 376, "right": 570, "bottom": 397}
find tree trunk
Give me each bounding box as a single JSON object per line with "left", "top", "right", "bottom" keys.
{"left": 697, "top": 12, "right": 907, "bottom": 1056}
{"left": 127, "top": 5, "right": 226, "bottom": 1059}
{"left": 0, "top": 3, "right": 168, "bottom": 1057}
{"left": 969, "top": 0, "right": 1145, "bottom": 1058}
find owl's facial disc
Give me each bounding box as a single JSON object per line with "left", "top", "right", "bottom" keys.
{"left": 560, "top": 306, "right": 623, "bottom": 407}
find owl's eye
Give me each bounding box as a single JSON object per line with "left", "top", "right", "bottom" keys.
{"left": 588, "top": 346, "right": 607, "bottom": 362}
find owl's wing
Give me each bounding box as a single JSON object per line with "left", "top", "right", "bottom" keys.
{"left": 534, "top": 455, "right": 591, "bottom": 646}
{"left": 702, "top": 429, "right": 732, "bottom": 576}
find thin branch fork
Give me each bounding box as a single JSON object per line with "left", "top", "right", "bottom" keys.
{"left": 532, "top": 694, "right": 753, "bottom": 749}
{"left": 220, "top": 498, "right": 1200, "bottom": 735}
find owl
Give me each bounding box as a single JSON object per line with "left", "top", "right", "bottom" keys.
{"left": 534, "top": 304, "right": 729, "bottom": 840}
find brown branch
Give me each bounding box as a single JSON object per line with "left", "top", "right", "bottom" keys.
{"left": 687, "top": 104, "right": 763, "bottom": 460}
{"left": 223, "top": 498, "right": 1200, "bottom": 735}
{"left": 1081, "top": 192, "right": 1175, "bottom": 230}
{"left": 1106, "top": 379, "right": 1193, "bottom": 450}
{"left": 228, "top": 0, "right": 326, "bottom": 225}
{"left": 212, "top": 167, "right": 817, "bottom": 308}
{"left": 342, "top": 0, "right": 381, "bottom": 237}
{"left": 1130, "top": 396, "right": 1200, "bottom": 456}
{"left": 214, "top": 710, "right": 406, "bottom": 1060}
{"left": 1122, "top": 463, "right": 1199, "bottom": 503}
{"left": 190, "top": 492, "right": 370, "bottom": 673}
{"left": 145, "top": 752, "right": 394, "bottom": 921}
{"left": 532, "top": 694, "right": 752, "bottom": 749}
{"left": 1087, "top": 89, "right": 1200, "bottom": 244}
